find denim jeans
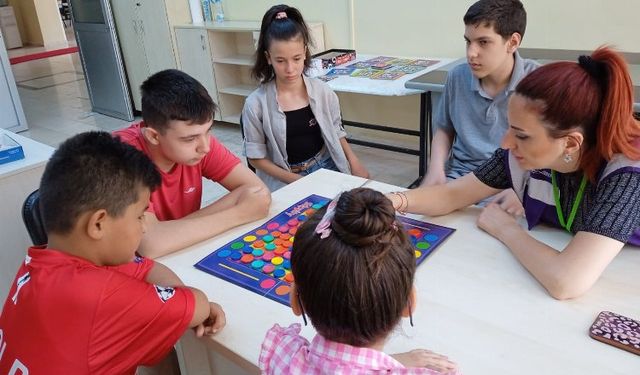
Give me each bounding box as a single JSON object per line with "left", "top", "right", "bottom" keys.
{"left": 291, "top": 147, "right": 339, "bottom": 177}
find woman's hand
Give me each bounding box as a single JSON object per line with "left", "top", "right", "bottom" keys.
{"left": 391, "top": 349, "right": 458, "bottom": 374}
{"left": 476, "top": 202, "right": 523, "bottom": 241}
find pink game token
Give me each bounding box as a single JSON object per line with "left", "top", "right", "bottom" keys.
{"left": 262, "top": 264, "right": 275, "bottom": 274}
{"left": 262, "top": 252, "right": 274, "bottom": 261}
{"left": 260, "top": 279, "right": 277, "bottom": 289}
{"left": 266, "top": 222, "right": 279, "bottom": 230}
{"left": 287, "top": 219, "right": 299, "bottom": 227}
{"left": 283, "top": 251, "right": 291, "bottom": 260}
{"left": 278, "top": 225, "right": 289, "bottom": 233}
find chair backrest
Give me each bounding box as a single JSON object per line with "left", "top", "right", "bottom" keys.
{"left": 239, "top": 115, "right": 256, "bottom": 172}
{"left": 22, "top": 190, "right": 48, "bottom": 246}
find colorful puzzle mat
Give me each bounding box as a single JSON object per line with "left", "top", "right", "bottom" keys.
{"left": 195, "top": 194, "right": 455, "bottom": 306}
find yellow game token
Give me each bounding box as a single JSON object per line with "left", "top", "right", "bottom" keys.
{"left": 243, "top": 235, "right": 257, "bottom": 242}
{"left": 271, "top": 256, "right": 284, "bottom": 266}
{"left": 414, "top": 250, "right": 421, "bottom": 258}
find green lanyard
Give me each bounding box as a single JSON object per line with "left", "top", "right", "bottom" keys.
{"left": 551, "top": 171, "right": 587, "bottom": 232}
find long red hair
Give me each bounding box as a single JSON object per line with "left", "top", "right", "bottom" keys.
{"left": 515, "top": 46, "right": 640, "bottom": 181}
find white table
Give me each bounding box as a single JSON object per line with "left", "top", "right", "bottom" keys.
{"left": 0, "top": 130, "right": 54, "bottom": 307}
{"left": 159, "top": 169, "right": 640, "bottom": 375}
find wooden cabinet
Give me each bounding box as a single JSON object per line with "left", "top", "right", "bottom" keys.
{"left": 175, "top": 21, "right": 324, "bottom": 124}
{"left": 111, "top": 0, "right": 190, "bottom": 111}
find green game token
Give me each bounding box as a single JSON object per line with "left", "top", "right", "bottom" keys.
{"left": 230, "top": 242, "right": 244, "bottom": 250}
{"left": 415, "top": 242, "right": 431, "bottom": 250}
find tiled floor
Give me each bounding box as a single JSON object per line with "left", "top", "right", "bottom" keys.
{"left": 11, "top": 46, "right": 420, "bottom": 204}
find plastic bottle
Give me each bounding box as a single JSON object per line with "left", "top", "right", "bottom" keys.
{"left": 212, "top": 0, "right": 224, "bottom": 22}
{"left": 201, "top": 0, "right": 212, "bottom": 22}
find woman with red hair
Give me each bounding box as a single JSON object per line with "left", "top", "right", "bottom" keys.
{"left": 389, "top": 46, "right": 640, "bottom": 300}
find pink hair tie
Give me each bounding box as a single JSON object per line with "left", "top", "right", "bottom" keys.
{"left": 315, "top": 194, "right": 340, "bottom": 239}
{"left": 275, "top": 11, "right": 287, "bottom": 20}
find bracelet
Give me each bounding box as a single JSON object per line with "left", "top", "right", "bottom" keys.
{"left": 392, "top": 191, "right": 409, "bottom": 214}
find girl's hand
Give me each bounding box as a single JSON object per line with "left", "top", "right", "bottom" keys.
{"left": 476, "top": 202, "right": 521, "bottom": 240}
{"left": 391, "top": 349, "right": 458, "bottom": 374}
{"left": 194, "top": 302, "right": 226, "bottom": 337}
{"left": 490, "top": 189, "right": 524, "bottom": 217}
{"left": 350, "top": 161, "right": 370, "bottom": 179}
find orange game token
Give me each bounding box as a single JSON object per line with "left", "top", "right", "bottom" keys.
{"left": 274, "top": 247, "right": 286, "bottom": 255}
{"left": 240, "top": 254, "right": 254, "bottom": 263}
{"left": 252, "top": 240, "right": 265, "bottom": 248}
{"left": 288, "top": 227, "right": 298, "bottom": 235}
{"left": 284, "top": 273, "right": 294, "bottom": 283}
{"left": 271, "top": 231, "right": 282, "bottom": 238}
{"left": 407, "top": 228, "right": 422, "bottom": 237}
{"left": 274, "top": 238, "right": 284, "bottom": 246}
{"left": 275, "top": 285, "right": 290, "bottom": 296}
{"left": 304, "top": 208, "right": 315, "bottom": 216}
{"left": 255, "top": 229, "right": 269, "bottom": 236}
{"left": 282, "top": 240, "right": 293, "bottom": 248}
{"left": 280, "top": 233, "right": 292, "bottom": 241}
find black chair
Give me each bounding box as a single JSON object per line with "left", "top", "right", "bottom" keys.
{"left": 22, "top": 190, "right": 48, "bottom": 246}
{"left": 239, "top": 115, "right": 256, "bottom": 172}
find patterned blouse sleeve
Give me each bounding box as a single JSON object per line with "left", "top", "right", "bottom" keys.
{"left": 472, "top": 148, "right": 512, "bottom": 190}
{"left": 580, "top": 171, "right": 640, "bottom": 243}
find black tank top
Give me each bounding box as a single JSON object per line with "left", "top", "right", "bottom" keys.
{"left": 285, "top": 105, "right": 325, "bottom": 164}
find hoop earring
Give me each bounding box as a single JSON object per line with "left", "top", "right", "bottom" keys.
{"left": 297, "top": 293, "right": 308, "bottom": 326}
{"left": 408, "top": 298, "right": 414, "bottom": 327}
{"left": 563, "top": 153, "right": 573, "bottom": 163}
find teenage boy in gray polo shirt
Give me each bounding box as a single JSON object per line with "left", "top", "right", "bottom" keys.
{"left": 422, "top": 0, "right": 538, "bottom": 212}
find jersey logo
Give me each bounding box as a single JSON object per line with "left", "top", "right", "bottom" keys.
{"left": 134, "top": 255, "right": 144, "bottom": 263}
{"left": 154, "top": 285, "right": 175, "bottom": 303}
{"left": 11, "top": 273, "right": 31, "bottom": 305}
{"left": 184, "top": 187, "right": 196, "bottom": 194}
{"left": 309, "top": 118, "right": 318, "bottom": 127}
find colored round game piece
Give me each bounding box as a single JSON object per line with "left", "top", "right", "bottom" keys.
{"left": 287, "top": 218, "right": 299, "bottom": 227}
{"left": 304, "top": 208, "right": 315, "bottom": 216}
{"left": 278, "top": 225, "right": 289, "bottom": 233}
{"left": 262, "top": 252, "right": 274, "bottom": 262}
{"left": 256, "top": 229, "right": 269, "bottom": 236}
{"left": 280, "top": 233, "right": 292, "bottom": 241}
{"left": 271, "top": 256, "right": 284, "bottom": 266}
{"left": 217, "top": 249, "right": 231, "bottom": 258}
{"left": 230, "top": 251, "right": 242, "bottom": 261}
{"left": 288, "top": 227, "right": 298, "bottom": 235}
{"left": 414, "top": 250, "right": 422, "bottom": 258}
{"left": 423, "top": 234, "right": 439, "bottom": 242}
{"left": 262, "top": 264, "right": 275, "bottom": 274}
{"left": 274, "top": 238, "right": 284, "bottom": 246}
{"left": 262, "top": 235, "right": 274, "bottom": 243}
{"left": 260, "top": 279, "right": 276, "bottom": 289}
{"left": 407, "top": 228, "right": 423, "bottom": 238}
{"left": 284, "top": 273, "right": 294, "bottom": 283}
{"left": 282, "top": 240, "right": 293, "bottom": 248}
{"left": 240, "top": 254, "right": 254, "bottom": 263}
{"left": 266, "top": 222, "right": 279, "bottom": 230}
{"left": 415, "top": 242, "right": 431, "bottom": 250}
{"left": 243, "top": 235, "right": 257, "bottom": 242}
{"left": 252, "top": 240, "right": 265, "bottom": 248}
{"left": 251, "top": 260, "right": 265, "bottom": 269}
{"left": 297, "top": 214, "right": 307, "bottom": 221}
{"left": 283, "top": 251, "right": 291, "bottom": 260}
{"left": 271, "top": 231, "right": 282, "bottom": 238}
{"left": 273, "top": 268, "right": 286, "bottom": 278}
{"left": 252, "top": 249, "right": 264, "bottom": 257}
{"left": 230, "top": 242, "right": 244, "bottom": 250}
{"left": 265, "top": 243, "right": 276, "bottom": 251}
{"left": 275, "top": 285, "right": 290, "bottom": 296}
{"left": 242, "top": 247, "right": 254, "bottom": 254}
{"left": 311, "top": 203, "right": 324, "bottom": 210}
{"left": 274, "top": 247, "right": 286, "bottom": 256}
{"left": 283, "top": 259, "right": 291, "bottom": 269}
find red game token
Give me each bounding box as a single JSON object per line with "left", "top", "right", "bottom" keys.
{"left": 407, "top": 228, "right": 422, "bottom": 238}
{"left": 260, "top": 279, "right": 276, "bottom": 289}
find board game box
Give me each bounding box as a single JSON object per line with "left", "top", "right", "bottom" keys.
{"left": 195, "top": 194, "right": 455, "bottom": 306}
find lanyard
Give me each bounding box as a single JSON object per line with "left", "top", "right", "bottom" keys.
{"left": 551, "top": 171, "right": 587, "bottom": 232}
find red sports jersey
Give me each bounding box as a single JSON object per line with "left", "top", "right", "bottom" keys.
{"left": 114, "top": 122, "right": 240, "bottom": 221}
{"left": 0, "top": 247, "right": 195, "bottom": 374}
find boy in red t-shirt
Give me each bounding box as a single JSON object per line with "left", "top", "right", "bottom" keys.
{"left": 114, "top": 69, "right": 271, "bottom": 258}
{"left": 0, "top": 132, "right": 226, "bottom": 374}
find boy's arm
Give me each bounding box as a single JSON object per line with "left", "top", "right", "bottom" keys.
{"left": 339, "top": 137, "right": 369, "bottom": 178}
{"left": 138, "top": 165, "right": 271, "bottom": 258}
{"left": 420, "top": 127, "right": 454, "bottom": 186}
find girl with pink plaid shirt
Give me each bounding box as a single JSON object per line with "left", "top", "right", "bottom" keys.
{"left": 259, "top": 188, "right": 461, "bottom": 374}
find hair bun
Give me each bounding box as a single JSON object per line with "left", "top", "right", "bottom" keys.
{"left": 331, "top": 188, "right": 397, "bottom": 247}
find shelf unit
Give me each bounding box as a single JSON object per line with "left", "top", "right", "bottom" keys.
{"left": 175, "top": 20, "right": 324, "bottom": 124}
